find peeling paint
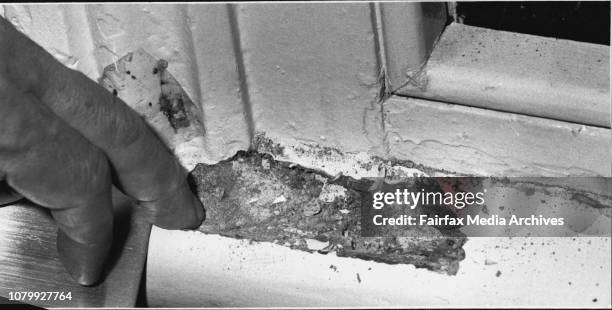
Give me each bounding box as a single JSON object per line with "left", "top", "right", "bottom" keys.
{"left": 99, "top": 49, "right": 208, "bottom": 170}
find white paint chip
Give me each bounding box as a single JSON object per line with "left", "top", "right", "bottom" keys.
{"left": 272, "top": 196, "right": 287, "bottom": 204}
{"left": 305, "top": 239, "right": 329, "bottom": 251}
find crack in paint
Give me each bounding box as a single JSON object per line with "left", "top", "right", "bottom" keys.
{"left": 390, "top": 132, "right": 602, "bottom": 176}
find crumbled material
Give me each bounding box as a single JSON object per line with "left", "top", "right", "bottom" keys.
{"left": 191, "top": 151, "right": 466, "bottom": 275}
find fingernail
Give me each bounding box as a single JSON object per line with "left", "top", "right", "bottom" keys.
{"left": 56, "top": 230, "right": 112, "bottom": 286}
{"left": 141, "top": 184, "right": 206, "bottom": 230}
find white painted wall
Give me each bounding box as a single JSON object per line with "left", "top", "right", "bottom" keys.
{"left": 237, "top": 3, "right": 385, "bottom": 155}
{"left": 3, "top": 4, "right": 606, "bottom": 177}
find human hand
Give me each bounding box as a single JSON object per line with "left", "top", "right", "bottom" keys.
{"left": 0, "top": 17, "right": 205, "bottom": 285}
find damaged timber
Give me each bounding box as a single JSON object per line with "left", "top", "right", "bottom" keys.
{"left": 190, "top": 151, "right": 467, "bottom": 275}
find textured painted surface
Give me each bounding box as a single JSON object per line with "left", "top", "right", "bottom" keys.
{"left": 380, "top": 2, "right": 447, "bottom": 90}
{"left": 148, "top": 230, "right": 611, "bottom": 307}
{"left": 3, "top": 4, "right": 608, "bottom": 170}
{"left": 99, "top": 50, "right": 208, "bottom": 170}
{"left": 398, "top": 23, "right": 611, "bottom": 128}
{"left": 2, "top": 4, "right": 99, "bottom": 78}
{"left": 85, "top": 4, "right": 200, "bottom": 100}
{"left": 236, "top": 3, "right": 385, "bottom": 156}
{"left": 385, "top": 97, "right": 611, "bottom": 177}
{"left": 186, "top": 4, "right": 252, "bottom": 161}
{"left": 2, "top": 3, "right": 250, "bottom": 163}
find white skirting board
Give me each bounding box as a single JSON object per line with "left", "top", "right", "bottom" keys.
{"left": 384, "top": 97, "right": 611, "bottom": 177}
{"left": 146, "top": 227, "right": 610, "bottom": 307}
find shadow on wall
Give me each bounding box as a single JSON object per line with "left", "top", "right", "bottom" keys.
{"left": 455, "top": 1, "right": 611, "bottom": 45}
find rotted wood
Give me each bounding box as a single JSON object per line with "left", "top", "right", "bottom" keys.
{"left": 191, "top": 151, "right": 467, "bottom": 275}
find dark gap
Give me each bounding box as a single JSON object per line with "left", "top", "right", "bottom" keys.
{"left": 135, "top": 258, "right": 148, "bottom": 307}
{"left": 456, "top": 1, "right": 610, "bottom": 45}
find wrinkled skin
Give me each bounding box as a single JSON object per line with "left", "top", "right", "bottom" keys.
{"left": 0, "top": 17, "right": 205, "bottom": 286}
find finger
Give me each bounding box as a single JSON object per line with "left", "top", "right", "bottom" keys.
{"left": 139, "top": 178, "right": 204, "bottom": 229}
{"left": 0, "top": 80, "right": 113, "bottom": 285}
{"left": 1, "top": 18, "right": 204, "bottom": 229}
{"left": 0, "top": 180, "right": 23, "bottom": 205}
